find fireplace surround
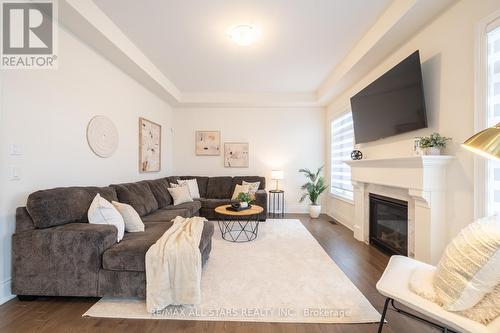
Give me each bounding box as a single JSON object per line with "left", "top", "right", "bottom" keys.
{"left": 345, "top": 156, "right": 453, "bottom": 264}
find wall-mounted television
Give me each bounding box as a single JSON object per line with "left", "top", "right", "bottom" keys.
{"left": 350, "top": 50, "right": 427, "bottom": 144}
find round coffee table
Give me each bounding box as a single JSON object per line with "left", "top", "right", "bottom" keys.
{"left": 214, "top": 204, "right": 264, "bottom": 242}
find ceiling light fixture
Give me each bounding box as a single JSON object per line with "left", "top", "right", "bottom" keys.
{"left": 227, "top": 24, "right": 260, "bottom": 46}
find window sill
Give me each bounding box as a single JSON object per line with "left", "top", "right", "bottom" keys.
{"left": 329, "top": 193, "right": 354, "bottom": 205}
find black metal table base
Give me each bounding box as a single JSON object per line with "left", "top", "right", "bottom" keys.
{"left": 217, "top": 217, "right": 260, "bottom": 242}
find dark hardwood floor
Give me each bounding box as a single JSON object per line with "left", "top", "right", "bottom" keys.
{"left": 0, "top": 214, "right": 438, "bottom": 333}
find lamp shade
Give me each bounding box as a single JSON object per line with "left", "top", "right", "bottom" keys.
{"left": 462, "top": 123, "right": 500, "bottom": 160}
{"left": 271, "top": 170, "right": 284, "bottom": 180}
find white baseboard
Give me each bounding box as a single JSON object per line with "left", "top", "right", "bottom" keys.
{"left": 327, "top": 210, "right": 354, "bottom": 231}
{"left": 283, "top": 203, "right": 309, "bottom": 214}
{"left": 0, "top": 278, "right": 14, "bottom": 305}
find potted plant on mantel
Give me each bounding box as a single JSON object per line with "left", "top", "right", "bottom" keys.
{"left": 299, "top": 166, "right": 328, "bottom": 218}
{"left": 418, "top": 132, "right": 451, "bottom": 155}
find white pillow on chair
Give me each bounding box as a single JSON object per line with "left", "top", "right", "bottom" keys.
{"left": 434, "top": 215, "right": 500, "bottom": 312}
{"left": 88, "top": 194, "right": 125, "bottom": 242}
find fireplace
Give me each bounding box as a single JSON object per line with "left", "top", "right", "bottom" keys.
{"left": 369, "top": 194, "right": 408, "bottom": 256}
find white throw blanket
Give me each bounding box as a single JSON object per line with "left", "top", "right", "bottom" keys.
{"left": 146, "top": 216, "right": 206, "bottom": 313}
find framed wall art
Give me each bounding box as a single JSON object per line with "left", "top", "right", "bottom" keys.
{"left": 139, "top": 117, "right": 161, "bottom": 172}
{"left": 224, "top": 142, "right": 249, "bottom": 168}
{"left": 195, "top": 130, "right": 220, "bottom": 155}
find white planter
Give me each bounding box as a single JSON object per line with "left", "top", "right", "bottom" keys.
{"left": 424, "top": 147, "right": 442, "bottom": 155}
{"left": 309, "top": 205, "right": 321, "bottom": 218}
{"left": 240, "top": 202, "right": 248, "bottom": 208}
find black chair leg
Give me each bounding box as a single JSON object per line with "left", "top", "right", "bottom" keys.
{"left": 378, "top": 297, "right": 391, "bottom": 333}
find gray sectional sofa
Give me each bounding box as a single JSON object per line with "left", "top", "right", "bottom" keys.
{"left": 12, "top": 175, "right": 267, "bottom": 299}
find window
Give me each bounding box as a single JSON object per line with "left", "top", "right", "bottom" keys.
{"left": 330, "top": 111, "right": 354, "bottom": 201}
{"left": 486, "top": 23, "right": 500, "bottom": 216}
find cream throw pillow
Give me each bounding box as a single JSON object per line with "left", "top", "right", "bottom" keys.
{"left": 167, "top": 185, "right": 193, "bottom": 206}
{"left": 88, "top": 194, "right": 125, "bottom": 242}
{"left": 177, "top": 179, "right": 200, "bottom": 199}
{"left": 409, "top": 265, "right": 500, "bottom": 325}
{"left": 434, "top": 215, "right": 500, "bottom": 312}
{"left": 242, "top": 181, "right": 260, "bottom": 195}
{"left": 232, "top": 184, "right": 251, "bottom": 200}
{"left": 112, "top": 201, "right": 145, "bottom": 232}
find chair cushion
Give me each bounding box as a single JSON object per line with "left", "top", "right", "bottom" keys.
{"left": 162, "top": 201, "right": 201, "bottom": 216}
{"left": 141, "top": 208, "right": 190, "bottom": 222}
{"left": 144, "top": 178, "right": 172, "bottom": 208}
{"left": 180, "top": 176, "right": 209, "bottom": 198}
{"left": 110, "top": 181, "right": 158, "bottom": 217}
{"left": 206, "top": 177, "right": 233, "bottom": 199}
{"left": 102, "top": 220, "right": 214, "bottom": 272}
{"left": 26, "top": 186, "right": 117, "bottom": 229}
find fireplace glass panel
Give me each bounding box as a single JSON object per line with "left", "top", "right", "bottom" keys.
{"left": 369, "top": 194, "right": 408, "bottom": 256}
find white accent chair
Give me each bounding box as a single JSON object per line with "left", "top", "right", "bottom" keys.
{"left": 376, "top": 255, "right": 500, "bottom": 333}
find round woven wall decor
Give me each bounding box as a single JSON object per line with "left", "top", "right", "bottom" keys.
{"left": 86, "top": 115, "right": 119, "bottom": 158}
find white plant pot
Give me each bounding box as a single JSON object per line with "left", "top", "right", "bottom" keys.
{"left": 309, "top": 205, "right": 321, "bottom": 219}
{"left": 424, "top": 147, "right": 441, "bottom": 155}
{"left": 240, "top": 202, "right": 248, "bottom": 208}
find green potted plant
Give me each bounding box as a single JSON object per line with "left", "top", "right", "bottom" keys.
{"left": 299, "top": 166, "right": 328, "bottom": 218}
{"left": 418, "top": 132, "right": 451, "bottom": 155}
{"left": 237, "top": 192, "right": 252, "bottom": 208}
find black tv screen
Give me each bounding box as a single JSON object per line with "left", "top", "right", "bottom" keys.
{"left": 350, "top": 50, "right": 427, "bottom": 144}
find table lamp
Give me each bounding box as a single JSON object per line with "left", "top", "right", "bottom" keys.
{"left": 271, "top": 170, "right": 284, "bottom": 191}
{"left": 462, "top": 123, "right": 500, "bottom": 160}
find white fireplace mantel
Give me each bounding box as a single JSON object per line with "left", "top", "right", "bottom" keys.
{"left": 344, "top": 155, "right": 454, "bottom": 264}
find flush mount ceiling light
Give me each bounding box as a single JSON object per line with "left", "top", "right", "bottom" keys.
{"left": 227, "top": 24, "right": 260, "bottom": 46}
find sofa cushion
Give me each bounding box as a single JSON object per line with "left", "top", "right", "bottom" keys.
{"left": 162, "top": 200, "right": 201, "bottom": 216}
{"left": 102, "top": 220, "right": 214, "bottom": 272}
{"left": 102, "top": 222, "right": 171, "bottom": 272}
{"left": 166, "top": 176, "right": 181, "bottom": 186}
{"left": 110, "top": 182, "right": 158, "bottom": 217}
{"left": 231, "top": 176, "right": 266, "bottom": 193}
{"left": 180, "top": 176, "right": 209, "bottom": 198}
{"left": 144, "top": 178, "right": 172, "bottom": 208}
{"left": 206, "top": 177, "right": 233, "bottom": 199}
{"left": 141, "top": 208, "right": 190, "bottom": 222}
{"left": 26, "top": 186, "right": 117, "bottom": 229}
{"left": 199, "top": 198, "right": 232, "bottom": 209}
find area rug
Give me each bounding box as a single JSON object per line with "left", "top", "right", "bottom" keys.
{"left": 83, "top": 219, "right": 381, "bottom": 323}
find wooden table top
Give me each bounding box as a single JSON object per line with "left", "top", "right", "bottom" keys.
{"left": 214, "top": 204, "right": 264, "bottom": 216}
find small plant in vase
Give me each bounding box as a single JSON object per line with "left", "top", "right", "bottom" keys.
{"left": 418, "top": 132, "right": 451, "bottom": 155}
{"left": 237, "top": 192, "right": 252, "bottom": 208}
{"left": 299, "top": 166, "right": 328, "bottom": 218}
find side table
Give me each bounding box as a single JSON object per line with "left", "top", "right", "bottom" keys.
{"left": 268, "top": 190, "right": 284, "bottom": 218}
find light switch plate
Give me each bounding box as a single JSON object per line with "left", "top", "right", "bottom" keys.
{"left": 9, "top": 166, "right": 20, "bottom": 180}
{"left": 9, "top": 144, "right": 22, "bottom": 156}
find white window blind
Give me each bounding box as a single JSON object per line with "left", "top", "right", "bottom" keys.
{"left": 486, "top": 24, "right": 500, "bottom": 216}
{"left": 331, "top": 111, "right": 354, "bottom": 200}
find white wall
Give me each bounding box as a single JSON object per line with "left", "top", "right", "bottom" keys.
{"left": 326, "top": 0, "right": 500, "bottom": 240}
{"left": 0, "top": 26, "right": 174, "bottom": 304}
{"left": 172, "top": 107, "right": 325, "bottom": 213}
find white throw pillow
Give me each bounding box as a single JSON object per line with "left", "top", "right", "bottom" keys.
{"left": 434, "top": 215, "right": 500, "bottom": 311}
{"left": 112, "top": 201, "right": 145, "bottom": 232}
{"left": 232, "top": 184, "right": 251, "bottom": 201}
{"left": 177, "top": 179, "right": 201, "bottom": 199}
{"left": 242, "top": 181, "right": 260, "bottom": 195}
{"left": 88, "top": 194, "right": 125, "bottom": 242}
{"left": 167, "top": 185, "right": 193, "bottom": 206}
